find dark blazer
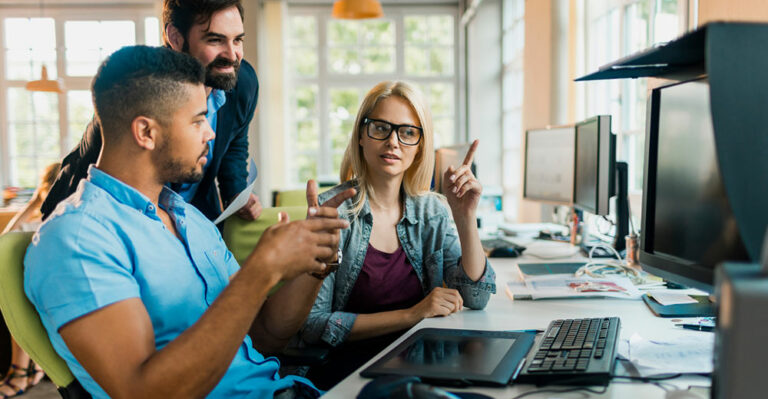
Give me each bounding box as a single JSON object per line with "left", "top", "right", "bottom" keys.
{"left": 41, "top": 60, "right": 259, "bottom": 221}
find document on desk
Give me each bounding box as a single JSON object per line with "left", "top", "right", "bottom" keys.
{"left": 617, "top": 333, "right": 714, "bottom": 377}
{"left": 521, "top": 275, "right": 642, "bottom": 300}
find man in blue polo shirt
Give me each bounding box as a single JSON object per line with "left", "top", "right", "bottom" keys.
{"left": 24, "top": 46, "right": 354, "bottom": 398}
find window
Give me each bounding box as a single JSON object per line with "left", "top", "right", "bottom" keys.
{"left": 0, "top": 8, "right": 160, "bottom": 188}
{"left": 583, "top": 0, "right": 689, "bottom": 193}
{"left": 501, "top": 0, "right": 525, "bottom": 221}
{"left": 286, "top": 6, "right": 459, "bottom": 185}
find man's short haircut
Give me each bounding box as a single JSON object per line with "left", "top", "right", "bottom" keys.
{"left": 162, "top": 0, "right": 244, "bottom": 49}
{"left": 92, "top": 45, "right": 205, "bottom": 140}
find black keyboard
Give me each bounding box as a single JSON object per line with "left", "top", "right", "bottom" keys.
{"left": 516, "top": 317, "right": 620, "bottom": 386}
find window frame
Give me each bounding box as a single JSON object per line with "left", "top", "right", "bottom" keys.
{"left": 501, "top": 0, "right": 525, "bottom": 222}
{"left": 0, "top": 5, "right": 158, "bottom": 188}
{"left": 285, "top": 4, "right": 461, "bottom": 186}
{"left": 581, "top": 0, "right": 689, "bottom": 194}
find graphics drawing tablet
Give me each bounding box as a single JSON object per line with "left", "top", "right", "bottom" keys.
{"left": 360, "top": 328, "right": 535, "bottom": 387}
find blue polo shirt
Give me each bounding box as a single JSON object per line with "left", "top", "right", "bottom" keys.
{"left": 24, "top": 166, "right": 316, "bottom": 398}
{"left": 176, "top": 88, "right": 226, "bottom": 202}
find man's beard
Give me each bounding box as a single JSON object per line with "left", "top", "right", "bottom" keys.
{"left": 156, "top": 141, "right": 207, "bottom": 184}
{"left": 205, "top": 56, "right": 240, "bottom": 91}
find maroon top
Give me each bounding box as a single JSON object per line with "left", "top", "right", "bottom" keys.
{"left": 344, "top": 244, "right": 424, "bottom": 314}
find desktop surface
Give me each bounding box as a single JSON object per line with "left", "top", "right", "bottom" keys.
{"left": 326, "top": 249, "right": 711, "bottom": 398}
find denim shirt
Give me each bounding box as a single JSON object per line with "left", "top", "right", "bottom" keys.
{"left": 301, "top": 181, "right": 496, "bottom": 347}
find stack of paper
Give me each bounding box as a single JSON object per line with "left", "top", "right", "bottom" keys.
{"left": 617, "top": 333, "right": 714, "bottom": 377}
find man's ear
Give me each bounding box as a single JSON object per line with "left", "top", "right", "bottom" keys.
{"left": 131, "top": 116, "right": 159, "bottom": 151}
{"left": 166, "top": 24, "right": 185, "bottom": 52}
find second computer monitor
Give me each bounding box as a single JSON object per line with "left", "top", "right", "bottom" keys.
{"left": 573, "top": 115, "right": 615, "bottom": 216}
{"left": 523, "top": 126, "right": 574, "bottom": 204}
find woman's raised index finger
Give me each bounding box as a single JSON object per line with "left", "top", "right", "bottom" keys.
{"left": 462, "top": 139, "right": 479, "bottom": 166}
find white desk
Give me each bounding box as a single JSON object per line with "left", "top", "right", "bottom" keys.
{"left": 325, "top": 254, "right": 712, "bottom": 398}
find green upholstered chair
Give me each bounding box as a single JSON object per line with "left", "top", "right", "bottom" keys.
{"left": 0, "top": 232, "right": 90, "bottom": 398}
{"left": 221, "top": 206, "right": 308, "bottom": 266}
{"left": 273, "top": 186, "right": 332, "bottom": 208}
{"left": 273, "top": 190, "right": 307, "bottom": 207}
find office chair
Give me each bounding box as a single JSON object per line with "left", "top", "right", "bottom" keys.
{"left": 273, "top": 186, "right": 333, "bottom": 207}
{"left": 0, "top": 232, "right": 91, "bottom": 399}
{"left": 221, "top": 206, "right": 308, "bottom": 266}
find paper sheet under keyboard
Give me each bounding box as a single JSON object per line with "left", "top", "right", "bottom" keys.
{"left": 617, "top": 333, "right": 714, "bottom": 377}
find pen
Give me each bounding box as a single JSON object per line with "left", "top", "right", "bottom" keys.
{"left": 675, "top": 323, "right": 714, "bottom": 332}
{"left": 507, "top": 329, "right": 545, "bottom": 334}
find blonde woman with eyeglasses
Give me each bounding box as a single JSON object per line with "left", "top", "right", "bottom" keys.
{"left": 300, "top": 81, "right": 495, "bottom": 389}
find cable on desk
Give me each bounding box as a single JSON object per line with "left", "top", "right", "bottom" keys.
{"left": 574, "top": 243, "right": 649, "bottom": 285}
{"left": 510, "top": 385, "right": 607, "bottom": 399}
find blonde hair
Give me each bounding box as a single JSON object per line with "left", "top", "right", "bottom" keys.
{"left": 339, "top": 81, "right": 435, "bottom": 216}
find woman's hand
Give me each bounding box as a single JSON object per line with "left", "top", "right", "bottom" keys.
{"left": 409, "top": 287, "right": 464, "bottom": 320}
{"left": 444, "top": 139, "right": 482, "bottom": 220}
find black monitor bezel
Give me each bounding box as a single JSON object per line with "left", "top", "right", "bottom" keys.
{"left": 573, "top": 115, "right": 615, "bottom": 216}
{"left": 639, "top": 77, "right": 717, "bottom": 292}
{"left": 522, "top": 126, "right": 575, "bottom": 205}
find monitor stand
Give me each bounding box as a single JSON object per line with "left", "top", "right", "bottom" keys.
{"left": 641, "top": 293, "right": 715, "bottom": 317}
{"left": 578, "top": 162, "right": 631, "bottom": 259}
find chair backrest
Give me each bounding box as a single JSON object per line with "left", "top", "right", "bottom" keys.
{"left": 222, "top": 207, "right": 307, "bottom": 295}
{"left": 274, "top": 187, "right": 332, "bottom": 207}
{"left": 0, "top": 232, "right": 75, "bottom": 388}
{"left": 274, "top": 190, "right": 308, "bottom": 207}
{"left": 221, "top": 206, "right": 308, "bottom": 266}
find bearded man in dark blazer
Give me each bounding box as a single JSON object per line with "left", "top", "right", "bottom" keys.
{"left": 42, "top": 0, "right": 262, "bottom": 222}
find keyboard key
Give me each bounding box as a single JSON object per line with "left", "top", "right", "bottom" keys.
{"left": 594, "top": 349, "right": 604, "bottom": 358}
{"left": 597, "top": 340, "right": 606, "bottom": 349}
{"left": 546, "top": 326, "right": 561, "bottom": 338}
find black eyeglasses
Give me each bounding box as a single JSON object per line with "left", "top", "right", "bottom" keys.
{"left": 363, "top": 117, "right": 423, "bottom": 146}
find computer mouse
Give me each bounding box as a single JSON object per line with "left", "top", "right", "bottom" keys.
{"left": 489, "top": 246, "right": 521, "bottom": 258}
{"left": 664, "top": 389, "right": 705, "bottom": 399}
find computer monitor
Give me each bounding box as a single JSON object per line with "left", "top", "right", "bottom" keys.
{"left": 434, "top": 143, "right": 472, "bottom": 195}
{"left": 523, "top": 126, "right": 575, "bottom": 205}
{"left": 639, "top": 78, "right": 750, "bottom": 293}
{"left": 573, "top": 116, "right": 615, "bottom": 216}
